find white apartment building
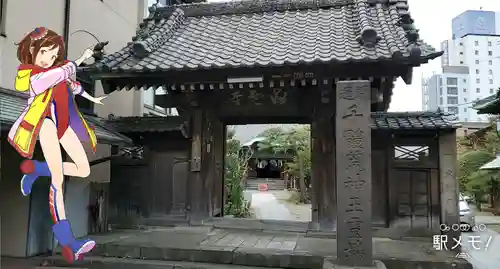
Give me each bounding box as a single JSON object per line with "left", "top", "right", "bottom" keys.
{"left": 422, "top": 66, "right": 483, "bottom": 122}
{"left": 424, "top": 10, "right": 500, "bottom": 122}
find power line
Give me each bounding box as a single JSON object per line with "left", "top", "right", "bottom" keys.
{"left": 99, "top": 1, "right": 139, "bottom": 31}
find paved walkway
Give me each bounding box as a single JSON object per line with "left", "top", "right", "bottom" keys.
{"left": 248, "top": 191, "right": 296, "bottom": 221}
{"left": 462, "top": 216, "right": 500, "bottom": 269}
{"left": 247, "top": 190, "right": 312, "bottom": 222}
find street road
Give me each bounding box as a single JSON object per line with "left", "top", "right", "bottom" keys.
{"left": 461, "top": 226, "right": 500, "bottom": 269}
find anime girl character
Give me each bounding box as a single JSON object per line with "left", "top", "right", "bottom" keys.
{"left": 8, "top": 27, "right": 107, "bottom": 263}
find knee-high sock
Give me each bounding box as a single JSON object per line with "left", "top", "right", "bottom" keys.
{"left": 49, "top": 184, "right": 62, "bottom": 223}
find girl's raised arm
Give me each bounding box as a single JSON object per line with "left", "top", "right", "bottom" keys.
{"left": 68, "top": 78, "right": 84, "bottom": 95}
{"left": 30, "top": 61, "right": 77, "bottom": 95}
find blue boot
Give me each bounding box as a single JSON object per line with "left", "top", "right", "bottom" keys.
{"left": 52, "top": 220, "right": 96, "bottom": 263}
{"left": 20, "top": 160, "right": 50, "bottom": 196}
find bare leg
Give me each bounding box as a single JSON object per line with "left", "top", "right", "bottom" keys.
{"left": 39, "top": 120, "right": 95, "bottom": 263}
{"left": 59, "top": 126, "right": 90, "bottom": 178}
{"left": 39, "top": 119, "right": 66, "bottom": 220}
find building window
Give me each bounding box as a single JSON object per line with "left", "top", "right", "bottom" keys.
{"left": 476, "top": 88, "right": 480, "bottom": 93}
{"left": 475, "top": 41, "right": 479, "bottom": 46}
{"left": 476, "top": 69, "right": 480, "bottom": 74}
{"left": 0, "top": 0, "right": 5, "bottom": 36}
{"left": 489, "top": 69, "right": 493, "bottom": 75}
{"left": 143, "top": 87, "right": 167, "bottom": 113}
{"left": 490, "top": 79, "right": 494, "bottom": 84}
{"left": 489, "top": 60, "right": 493, "bottom": 65}
{"left": 460, "top": 52, "right": 464, "bottom": 55}
{"left": 464, "top": 97, "right": 467, "bottom": 102}
{"left": 439, "top": 97, "right": 443, "bottom": 105}
{"left": 475, "top": 60, "right": 480, "bottom": 64}
{"left": 144, "top": 87, "right": 154, "bottom": 107}
{"left": 464, "top": 118, "right": 468, "bottom": 122}
{"left": 489, "top": 41, "right": 492, "bottom": 46}
{"left": 464, "top": 107, "right": 467, "bottom": 112}
{"left": 463, "top": 78, "right": 467, "bottom": 83}
{"left": 459, "top": 42, "right": 463, "bottom": 46}
{"left": 447, "top": 87, "right": 458, "bottom": 95}
{"left": 439, "top": 88, "right": 442, "bottom": 95}
{"left": 463, "top": 88, "right": 467, "bottom": 92}
{"left": 448, "top": 106, "right": 459, "bottom": 114}
{"left": 490, "top": 88, "right": 495, "bottom": 94}
{"left": 448, "top": 96, "right": 458, "bottom": 104}
{"left": 460, "top": 61, "right": 464, "bottom": 64}
{"left": 489, "top": 51, "right": 493, "bottom": 56}
{"left": 476, "top": 78, "right": 480, "bottom": 83}
{"left": 475, "top": 50, "right": 479, "bottom": 55}
{"left": 446, "top": 77, "right": 457, "bottom": 85}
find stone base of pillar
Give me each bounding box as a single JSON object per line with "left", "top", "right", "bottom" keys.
{"left": 188, "top": 216, "right": 204, "bottom": 226}
{"left": 325, "top": 260, "right": 387, "bottom": 269}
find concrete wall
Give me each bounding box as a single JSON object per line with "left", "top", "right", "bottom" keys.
{"left": 0, "top": 0, "right": 65, "bottom": 90}
{"left": 0, "top": 0, "right": 146, "bottom": 115}
{"left": 0, "top": 138, "right": 30, "bottom": 257}
{"left": 67, "top": 0, "right": 146, "bottom": 118}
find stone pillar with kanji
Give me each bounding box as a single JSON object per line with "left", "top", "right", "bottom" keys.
{"left": 335, "top": 80, "right": 373, "bottom": 267}
{"left": 439, "top": 131, "right": 460, "bottom": 251}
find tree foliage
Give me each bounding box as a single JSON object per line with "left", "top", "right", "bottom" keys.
{"left": 224, "top": 128, "right": 253, "bottom": 217}
{"left": 459, "top": 128, "right": 500, "bottom": 206}
{"left": 258, "top": 125, "right": 311, "bottom": 203}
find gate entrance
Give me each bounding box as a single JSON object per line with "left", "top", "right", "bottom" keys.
{"left": 86, "top": 0, "right": 458, "bottom": 265}
{"left": 228, "top": 123, "right": 312, "bottom": 222}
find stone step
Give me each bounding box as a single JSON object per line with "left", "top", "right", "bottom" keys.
{"left": 38, "top": 256, "right": 286, "bottom": 269}
{"left": 245, "top": 180, "right": 286, "bottom": 190}
{"left": 89, "top": 243, "right": 325, "bottom": 269}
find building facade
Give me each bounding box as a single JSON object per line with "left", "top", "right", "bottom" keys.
{"left": 0, "top": 0, "right": 150, "bottom": 258}
{"left": 423, "top": 10, "right": 500, "bottom": 123}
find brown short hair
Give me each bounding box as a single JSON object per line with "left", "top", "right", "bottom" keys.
{"left": 16, "top": 27, "right": 65, "bottom": 66}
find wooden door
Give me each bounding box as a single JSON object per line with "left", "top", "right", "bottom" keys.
{"left": 395, "top": 169, "right": 431, "bottom": 229}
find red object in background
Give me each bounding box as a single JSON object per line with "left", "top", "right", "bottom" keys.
{"left": 258, "top": 183, "right": 268, "bottom": 192}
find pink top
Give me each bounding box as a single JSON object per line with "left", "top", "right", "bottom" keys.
{"left": 8, "top": 61, "right": 83, "bottom": 143}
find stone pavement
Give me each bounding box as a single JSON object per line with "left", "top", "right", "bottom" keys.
{"left": 249, "top": 191, "right": 296, "bottom": 221}
{"left": 461, "top": 216, "right": 500, "bottom": 269}
{"left": 37, "top": 227, "right": 471, "bottom": 269}
{"left": 248, "top": 190, "right": 312, "bottom": 222}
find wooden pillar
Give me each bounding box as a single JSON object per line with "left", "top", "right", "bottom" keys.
{"left": 212, "top": 119, "right": 225, "bottom": 216}
{"left": 311, "top": 115, "right": 336, "bottom": 231}
{"left": 202, "top": 110, "right": 216, "bottom": 217}
{"left": 335, "top": 80, "right": 373, "bottom": 266}
{"left": 188, "top": 108, "right": 208, "bottom": 225}
{"left": 439, "top": 131, "right": 460, "bottom": 251}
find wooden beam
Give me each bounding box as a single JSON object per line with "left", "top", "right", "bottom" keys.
{"left": 94, "top": 62, "right": 411, "bottom": 92}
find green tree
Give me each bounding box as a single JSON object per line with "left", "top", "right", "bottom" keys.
{"left": 224, "top": 127, "right": 253, "bottom": 217}
{"left": 259, "top": 125, "right": 311, "bottom": 203}
{"left": 459, "top": 129, "right": 500, "bottom": 210}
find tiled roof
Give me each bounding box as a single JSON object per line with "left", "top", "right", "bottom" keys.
{"left": 0, "top": 89, "right": 133, "bottom": 145}
{"left": 92, "top": 0, "right": 441, "bottom": 74}
{"left": 473, "top": 91, "right": 500, "bottom": 114}
{"left": 371, "top": 112, "right": 460, "bottom": 130}
{"left": 106, "top": 116, "right": 187, "bottom": 133}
